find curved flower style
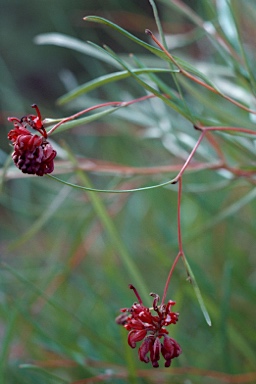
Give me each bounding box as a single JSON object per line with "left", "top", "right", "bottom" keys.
{"left": 7, "top": 105, "right": 56, "bottom": 176}
{"left": 116, "top": 284, "right": 182, "bottom": 368}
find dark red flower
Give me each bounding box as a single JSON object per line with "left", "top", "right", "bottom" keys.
{"left": 7, "top": 105, "right": 56, "bottom": 176}
{"left": 116, "top": 285, "right": 182, "bottom": 368}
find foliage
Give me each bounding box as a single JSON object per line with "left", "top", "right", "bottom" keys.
{"left": 1, "top": 0, "right": 256, "bottom": 383}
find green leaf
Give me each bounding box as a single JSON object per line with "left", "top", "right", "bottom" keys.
{"left": 216, "top": 0, "right": 238, "bottom": 49}
{"left": 84, "top": 16, "right": 223, "bottom": 91}
{"left": 57, "top": 68, "right": 178, "bottom": 105}
{"left": 183, "top": 254, "right": 212, "bottom": 326}
{"left": 149, "top": 0, "right": 168, "bottom": 49}
{"left": 84, "top": 16, "right": 167, "bottom": 59}
{"left": 34, "top": 32, "right": 121, "bottom": 68}
{"left": 87, "top": 41, "right": 191, "bottom": 120}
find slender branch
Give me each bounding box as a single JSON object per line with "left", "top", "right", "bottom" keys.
{"left": 177, "top": 177, "right": 183, "bottom": 254}
{"left": 145, "top": 29, "right": 256, "bottom": 115}
{"left": 161, "top": 251, "right": 182, "bottom": 305}
{"left": 160, "top": 119, "right": 256, "bottom": 304}
{"left": 169, "top": 0, "right": 244, "bottom": 64}
{"left": 161, "top": 178, "right": 184, "bottom": 304}
{"left": 172, "top": 130, "right": 206, "bottom": 183}
{"left": 202, "top": 126, "right": 256, "bottom": 135}
{"left": 47, "top": 94, "right": 157, "bottom": 135}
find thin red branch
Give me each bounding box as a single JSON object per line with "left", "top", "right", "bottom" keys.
{"left": 161, "top": 178, "right": 184, "bottom": 304}
{"left": 177, "top": 177, "right": 183, "bottom": 253}
{"left": 160, "top": 119, "right": 256, "bottom": 303}
{"left": 202, "top": 126, "right": 256, "bottom": 135}
{"left": 47, "top": 94, "right": 157, "bottom": 135}
{"left": 161, "top": 250, "right": 182, "bottom": 305}
{"left": 169, "top": 0, "right": 244, "bottom": 64}
{"left": 146, "top": 29, "right": 256, "bottom": 115}
{"left": 172, "top": 130, "right": 206, "bottom": 183}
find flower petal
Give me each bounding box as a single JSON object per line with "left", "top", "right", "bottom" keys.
{"left": 138, "top": 336, "right": 154, "bottom": 363}
{"left": 150, "top": 337, "right": 161, "bottom": 368}
{"left": 161, "top": 335, "right": 182, "bottom": 366}
{"left": 128, "top": 329, "right": 147, "bottom": 348}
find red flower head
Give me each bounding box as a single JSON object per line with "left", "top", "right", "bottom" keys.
{"left": 7, "top": 105, "right": 57, "bottom": 176}
{"left": 116, "top": 285, "right": 182, "bottom": 368}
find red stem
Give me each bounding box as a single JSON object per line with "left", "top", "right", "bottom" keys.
{"left": 47, "top": 94, "right": 156, "bottom": 135}
{"left": 160, "top": 120, "right": 256, "bottom": 303}
{"left": 146, "top": 29, "right": 256, "bottom": 115}
{"left": 203, "top": 126, "right": 256, "bottom": 135}
{"left": 161, "top": 178, "right": 183, "bottom": 304}
{"left": 161, "top": 252, "right": 183, "bottom": 305}
{"left": 177, "top": 178, "right": 183, "bottom": 254}
{"left": 172, "top": 130, "right": 206, "bottom": 183}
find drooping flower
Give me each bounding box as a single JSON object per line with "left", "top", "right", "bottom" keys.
{"left": 116, "top": 284, "right": 182, "bottom": 368}
{"left": 7, "top": 105, "right": 56, "bottom": 176}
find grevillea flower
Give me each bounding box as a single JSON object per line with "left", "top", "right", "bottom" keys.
{"left": 116, "top": 284, "right": 182, "bottom": 368}
{"left": 7, "top": 105, "right": 57, "bottom": 176}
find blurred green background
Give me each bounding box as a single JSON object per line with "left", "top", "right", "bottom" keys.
{"left": 1, "top": 0, "right": 256, "bottom": 383}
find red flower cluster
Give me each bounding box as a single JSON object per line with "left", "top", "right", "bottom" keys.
{"left": 116, "top": 285, "right": 182, "bottom": 368}
{"left": 7, "top": 105, "right": 56, "bottom": 176}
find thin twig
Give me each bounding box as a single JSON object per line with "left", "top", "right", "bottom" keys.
{"left": 47, "top": 94, "right": 157, "bottom": 135}
{"left": 145, "top": 29, "right": 256, "bottom": 115}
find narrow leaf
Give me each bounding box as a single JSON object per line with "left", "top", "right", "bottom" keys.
{"left": 87, "top": 41, "right": 190, "bottom": 120}
{"left": 149, "top": 0, "right": 168, "bottom": 48}
{"left": 84, "top": 16, "right": 223, "bottom": 91}
{"left": 34, "top": 32, "right": 121, "bottom": 68}
{"left": 84, "top": 16, "right": 166, "bottom": 59}
{"left": 57, "top": 68, "right": 177, "bottom": 105}
{"left": 183, "top": 255, "right": 212, "bottom": 326}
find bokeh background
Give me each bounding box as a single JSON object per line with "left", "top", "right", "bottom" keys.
{"left": 1, "top": 1, "right": 256, "bottom": 383}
